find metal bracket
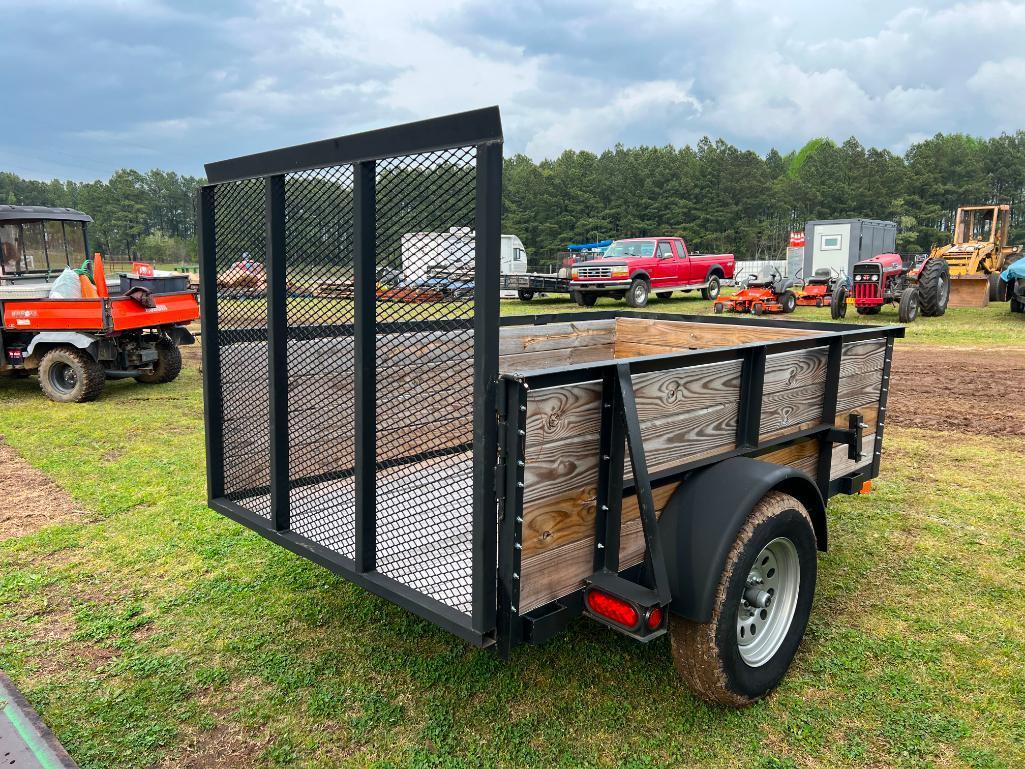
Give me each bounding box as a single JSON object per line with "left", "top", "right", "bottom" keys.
{"left": 827, "top": 411, "right": 866, "bottom": 462}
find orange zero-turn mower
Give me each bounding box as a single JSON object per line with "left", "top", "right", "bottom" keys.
{"left": 714, "top": 265, "right": 797, "bottom": 315}
{"left": 794, "top": 267, "right": 839, "bottom": 307}
{"left": 0, "top": 205, "right": 200, "bottom": 402}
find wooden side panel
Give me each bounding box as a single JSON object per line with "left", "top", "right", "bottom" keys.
{"left": 614, "top": 316, "right": 824, "bottom": 354}
{"left": 499, "top": 320, "right": 617, "bottom": 373}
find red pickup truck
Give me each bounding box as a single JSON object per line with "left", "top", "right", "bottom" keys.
{"left": 568, "top": 237, "right": 735, "bottom": 307}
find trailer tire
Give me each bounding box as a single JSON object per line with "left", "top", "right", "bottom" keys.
{"left": 917, "top": 259, "right": 949, "bottom": 316}
{"left": 517, "top": 289, "right": 535, "bottom": 301}
{"left": 899, "top": 287, "right": 919, "bottom": 323}
{"left": 670, "top": 492, "right": 816, "bottom": 707}
{"left": 136, "top": 339, "right": 183, "bottom": 384}
{"left": 625, "top": 278, "right": 649, "bottom": 308}
{"left": 38, "top": 346, "right": 105, "bottom": 403}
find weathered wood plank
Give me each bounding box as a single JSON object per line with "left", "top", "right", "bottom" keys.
{"left": 499, "top": 320, "right": 616, "bottom": 355}
{"left": 615, "top": 317, "right": 825, "bottom": 351}
{"left": 499, "top": 343, "right": 617, "bottom": 373}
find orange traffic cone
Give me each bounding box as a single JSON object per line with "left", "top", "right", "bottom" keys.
{"left": 93, "top": 252, "right": 108, "bottom": 298}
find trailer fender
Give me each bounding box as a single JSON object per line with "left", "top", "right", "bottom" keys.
{"left": 658, "top": 456, "right": 826, "bottom": 623}
{"left": 25, "top": 332, "right": 100, "bottom": 361}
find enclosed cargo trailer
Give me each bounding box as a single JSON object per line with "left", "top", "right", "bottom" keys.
{"left": 200, "top": 108, "right": 903, "bottom": 705}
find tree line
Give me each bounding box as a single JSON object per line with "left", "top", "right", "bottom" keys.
{"left": 3, "top": 130, "right": 1024, "bottom": 265}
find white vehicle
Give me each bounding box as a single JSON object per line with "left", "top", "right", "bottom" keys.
{"left": 400, "top": 228, "right": 528, "bottom": 292}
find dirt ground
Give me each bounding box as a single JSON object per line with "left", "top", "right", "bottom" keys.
{"left": 0, "top": 439, "right": 86, "bottom": 540}
{"left": 887, "top": 345, "right": 1025, "bottom": 436}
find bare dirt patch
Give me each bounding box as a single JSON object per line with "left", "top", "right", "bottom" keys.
{"left": 0, "top": 438, "right": 87, "bottom": 540}
{"left": 887, "top": 345, "right": 1025, "bottom": 436}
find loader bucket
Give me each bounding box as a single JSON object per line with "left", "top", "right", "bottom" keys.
{"left": 947, "top": 274, "right": 990, "bottom": 308}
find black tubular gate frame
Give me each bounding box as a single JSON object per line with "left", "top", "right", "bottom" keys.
{"left": 495, "top": 311, "right": 903, "bottom": 651}
{"left": 200, "top": 107, "right": 503, "bottom": 647}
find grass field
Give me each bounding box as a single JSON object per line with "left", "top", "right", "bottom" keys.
{"left": 1, "top": 299, "right": 1023, "bottom": 768}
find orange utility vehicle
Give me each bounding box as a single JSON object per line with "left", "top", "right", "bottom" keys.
{"left": 794, "top": 267, "right": 839, "bottom": 307}
{"left": 0, "top": 205, "right": 199, "bottom": 402}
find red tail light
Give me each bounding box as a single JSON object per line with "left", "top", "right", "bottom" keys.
{"left": 586, "top": 589, "right": 640, "bottom": 629}
{"left": 646, "top": 606, "right": 664, "bottom": 630}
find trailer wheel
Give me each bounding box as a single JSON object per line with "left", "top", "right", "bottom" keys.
{"left": 830, "top": 285, "right": 847, "bottom": 319}
{"left": 917, "top": 259, "right": 949, "bottom": 317}
{"left": 701, "top": 276, "right": 721, "bottom": 300}
{"left": 517, "top": 289, "right": 535, "bottom": 301}
{"left": 670, "top": 491, "right": 816, "bottom": 707}
{"left": 898, "top": 287, "right": 919, "bottom": 323}
{"left": 625, "top": 279, "right": 649, "bottom": 308}
{"left": 780, "top": 291, "right": 797, "bottom": 313}
{"left": 38, "top": 346, "right": 105, "bottom": 403}
{"left": 136, "top": 339, "right": 183, "bottom": 384}
{"left": 656, "top": 291, "right": 673, "bottom": 300}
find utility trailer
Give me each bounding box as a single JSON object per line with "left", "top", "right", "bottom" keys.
{"left": 500, "top": 272, "right": 571, "bottom": 301}
{"left": 200, "top": 108, "right": 903, "bottom": 706}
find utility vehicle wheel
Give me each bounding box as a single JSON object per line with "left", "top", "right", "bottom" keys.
{"left": 815, "top": 297, "right": 823, "bottom": 308}
{"left": 917, "top": 259, "right": 949, "bottom": 316}
{"left": 855, "top": 306, "right": 880, "bottom": 315}
{"left": 625, "top": 279, "right": 649, "bottom": 308}
{"left": 656, "top": 291, "right": 673, "bottom": 300}
{"left": 517, "top": 289, "right": 534, "bottom": 301}
{"left": 830, "top": 285, "right": 847, "bottom": 319}
{"left": 899, "top": 287, "right": 919, "bottom": 323}
{"left": 136, "top": 339, "right": 183, "bottom": 384}
{"left": 751, "top": 302, "right": 764, "bottom": 316}
{"left": 780, "top": 291, "right": 797, "bottom": 313}
{"left": 713, "top": 302, "right": 724, "bottom": 314}
{"left": 701, "top": 276, "right": 721, "bottom": 300}
{"left": 38, "top": 347, "right": 105, "bottom": 403}
{"left": 670, "top": 491, "right": 817, "bottom": 707}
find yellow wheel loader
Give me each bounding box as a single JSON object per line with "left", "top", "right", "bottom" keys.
{"left": 931, "top": 204, "right": 1022, "bottom": 307}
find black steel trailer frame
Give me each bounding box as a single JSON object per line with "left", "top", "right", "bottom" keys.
{"left": 200, "top": 107, "right": 903, "bottom": 657}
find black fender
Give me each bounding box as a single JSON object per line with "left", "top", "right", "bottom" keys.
{"left": 630, "top": 271, "right": 650, "bottom": 284}
{"left": 167, "top": 326, "right": 196, "bottom": 346}
{"left": 657, "top": 456, "right": 826, "bottom": 623}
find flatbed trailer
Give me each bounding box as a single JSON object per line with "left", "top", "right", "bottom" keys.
{"left": 200, "top": 108, "right": 903, "bottom": 706}
{"left": 500, "top": 271, "right": 570, "bottom": 300}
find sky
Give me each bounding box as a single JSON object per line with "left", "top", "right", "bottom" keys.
{"left": 3, "top": 0, "right": 1025, "bottom": 181}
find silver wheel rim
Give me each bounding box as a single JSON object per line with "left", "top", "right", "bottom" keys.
{"left": 938, "top": 275, "right": 948, "bottom": 306}
{"left": 737, "top": 537, "right": 800, "bottom": 667}
{"left": 634, "top": 283, "right": 646, "bottom": 302}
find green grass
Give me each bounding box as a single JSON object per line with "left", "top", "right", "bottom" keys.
{"left": 1, "top": 303, "right": 1023, "bottom": 767}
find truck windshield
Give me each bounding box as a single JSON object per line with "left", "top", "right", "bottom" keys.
{"left": 604, "top": 240, "right": 656, "bottom": 258}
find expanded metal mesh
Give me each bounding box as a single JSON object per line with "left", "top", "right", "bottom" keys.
{"left": 209, "top": 146, "right": 480, "bottom": 617}
{"left": 214, "top": 179, "right": 271, "bottom": 518}
{"left": 373, "top": 147, "right": 477, "bottom": 613}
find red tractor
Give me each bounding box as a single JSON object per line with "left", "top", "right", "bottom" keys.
{"left": 714, "top": 265, "right": 796, "bottom": 315}
{"left": 830, "top": 253, "right": 949, "bottom": 323}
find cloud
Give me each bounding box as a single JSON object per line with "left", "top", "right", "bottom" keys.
{"left": 1, "top": 0, "right": 1024, "bottom": 181}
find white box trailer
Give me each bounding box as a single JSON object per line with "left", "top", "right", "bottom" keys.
{"left": 400, "top": 228, "right": 527, "bottom": 290}
{"left": 802, "top": 219, "right": 897, "bottom": 279}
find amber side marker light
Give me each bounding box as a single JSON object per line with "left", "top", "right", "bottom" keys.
{"left": 859, "top": 480, "right": 873, "bottom": 495}
{"left": 586, "top": 589, "right": 640, "bottom": 630}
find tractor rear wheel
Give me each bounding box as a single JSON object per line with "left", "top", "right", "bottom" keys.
{"left": 136, "top": 339, "right": 183, "bottom": 385}
{"left": 669, "top": 492, "right": 817, "bottom": 706}
{"left": 830, "top": 285, "right": 847, "bottom": 319}
{"left": 780, "top": 291, "right": 797, "bottom": 313}
{"left": 917, "top": 259, "right": 949, "bottom": 317}
{"left": 38, "top": 346, "right": 105, "bottom": 403}
{"left": 899, "top": 287, "right": 920, "bottom": 323}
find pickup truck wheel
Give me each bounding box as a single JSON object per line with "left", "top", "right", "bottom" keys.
{"left": 701, "top": 276, "right": 721, "bottom": 300}
{"left": 670, "top": 492, "right": 816, "bottom": 707}
{"left": 625, "top": 279, "right": 649, "bottom": 308}
{"left": 38, "top": 346, "right": 105, "bottom": 403}
{"left": 136, "top": 339, "right": 183, "bottom": 384}
{"left": 656, "top": 291, "right": 673, "bottom": 300}
{"left": 517, "top": 289, "right": 534, "bottom": 301}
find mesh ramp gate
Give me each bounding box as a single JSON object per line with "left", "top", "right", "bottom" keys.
{"left": 200, "top": 108, "right": 502, "bottom": 645}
